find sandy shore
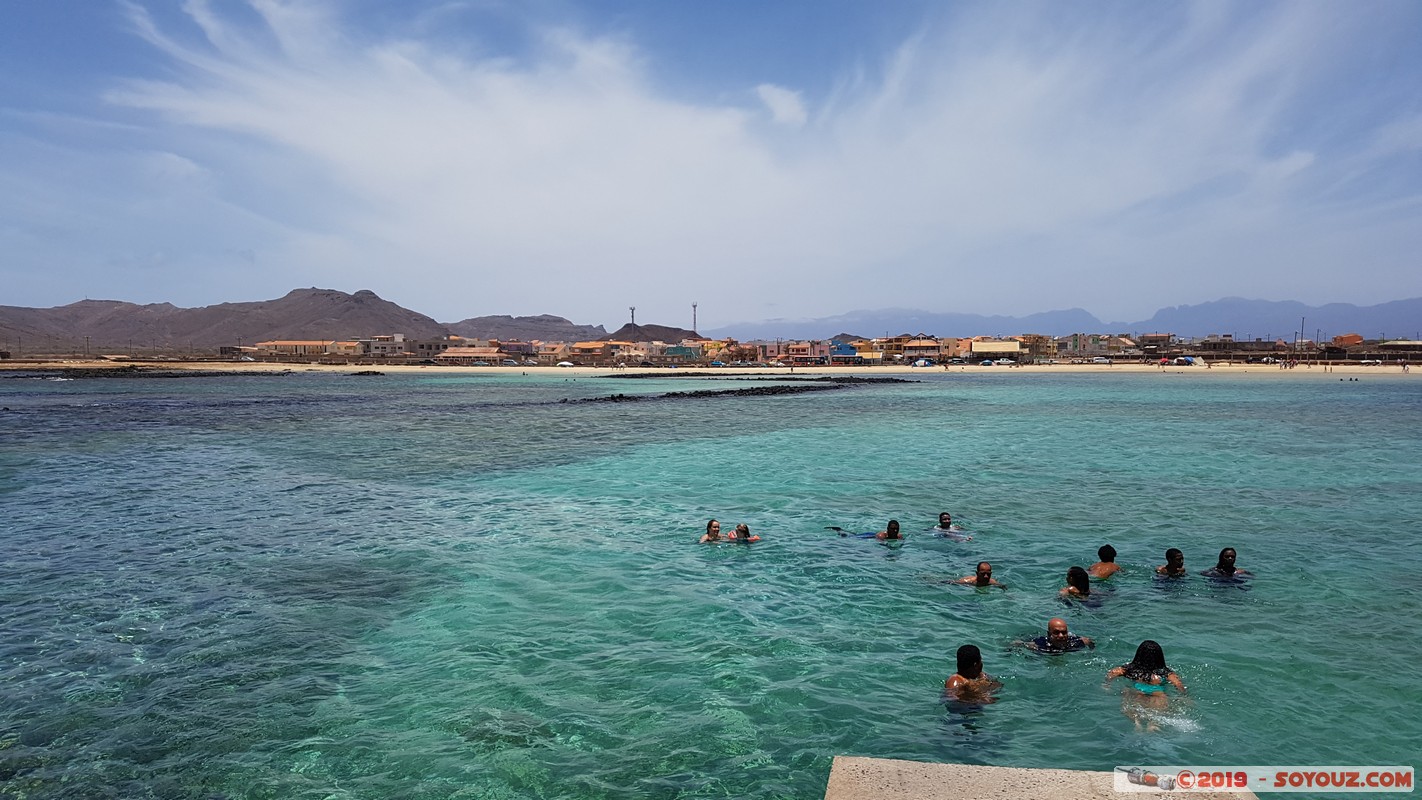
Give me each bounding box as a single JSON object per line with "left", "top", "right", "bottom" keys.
{"left": 3, "top": 358, "right": 1414, "bottom": 379}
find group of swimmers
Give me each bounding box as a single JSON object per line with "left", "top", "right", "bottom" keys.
{"left": 698, "top": 519, "right": 759, "bottom": 543}
{"left": 695, "top": 511, "right": 1248, "bottom": 731}
{"left": 946, "top": 638, "right": 1186, "bottom": 731}
{"left": 948, "top": 540, "right": 1250, "bottom": 732}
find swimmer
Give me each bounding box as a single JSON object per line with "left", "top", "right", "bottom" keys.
{"left": 944, "top": 644, "right": 1001, "bottom": 702}
{"left": 823, "top": 521, "right": 898, "bottom": 539}
{"left": 1088, "top": 545, "right": 1121, "bottom": 579}
{"left": 1155, "top": 548, "right": 1187, "bottom": 577}
{"left": 728, "top": 523, "right": 760, "bottom": 543}
{"left": 1021, "top": 617, "right": 1095, "bottom": 653}
{"left": 1059, "top": 566, "right": 1092, "bottom": 600}
{"left": 1105, "top": 640, "right": 1187, "bottom": 732}
{"left": 699, "top": 519, "right": 722, "bottom": 543}
{"left": 957, "top": 562, "right": 1006, "bottom": 589}
{"left": 1201, "top": 547, "right": 1251, "bottom": 578}
{"left": 932, "top": 512, "right": 972, "bottom": 541}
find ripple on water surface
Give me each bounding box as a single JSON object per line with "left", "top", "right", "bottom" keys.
{"left": 1, "top": 371, "right": 1420, "bottom": 798}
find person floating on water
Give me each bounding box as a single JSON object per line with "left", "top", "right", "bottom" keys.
{"left": 1060, "top": 566, "right": 1093, "bottom": 602}
{"left": 944, "top": 644, "right": 1001, "bottom": 702}
{"left": 699, "top": 519, "right": 722, "bottom": 543}
{"left": 1105, "top": 640, "right": 1187, "bottom": 732}
{"left": 728, "top": 523, "right": 760, "bottom": 543}
{"left": 827, "top": 520, "right": 904, "bottom": 540}
{"left": 1155, "top": 548, "right": 1187, "bottom": 577}
{"left": 933, "top": 512, "right": 972, "bottom": 541}
{"left": 1021, "top": 617, "right": 1095, "bottom": 653}
{"left": 1201, "top": 547, "right": 1251, "bottom": 578}
{"left": 1088, "top": 545, "right": 1121, "bottom": 579}
{"left": 957, "top": 561, "right": 1005, "bottom": 589}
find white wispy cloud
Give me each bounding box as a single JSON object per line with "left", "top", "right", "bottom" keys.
{"left": 4, "top": 1, "right": 1418, "bottom": 324}
{"left": 755, "top": 84, "right": 807, "bottom": 127}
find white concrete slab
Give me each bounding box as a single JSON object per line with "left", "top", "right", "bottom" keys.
{"left": 824, "top": 756, "right": 1258, "bottom": 800}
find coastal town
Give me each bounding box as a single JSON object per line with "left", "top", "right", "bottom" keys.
{"left": 220, "top": 330, "right": 1418, "bottom": 368}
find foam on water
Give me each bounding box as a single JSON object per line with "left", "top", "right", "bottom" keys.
{"left": 2, "top": 370, "right": 1419, "bottom": 798}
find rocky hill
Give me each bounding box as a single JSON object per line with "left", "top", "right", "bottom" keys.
{"left": 444, "top": 314, "right": 606, "bottom": 342}
{"left": 0, "top": 288, "right": 450, "bottom": 353}
{"left": 600, "top": 323, "right": 699, "bottom": 343}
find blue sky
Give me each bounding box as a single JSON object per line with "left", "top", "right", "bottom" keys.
{"left": 2, "top": 1, "right": 1419, "bottom": 329}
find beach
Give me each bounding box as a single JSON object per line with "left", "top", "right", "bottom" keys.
{"left": 5, "top": 356, "right": 1414, "bottom": 379}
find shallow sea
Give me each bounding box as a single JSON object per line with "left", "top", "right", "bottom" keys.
{"left": 1, "top": 369, "right": 1419, "bottom": 799}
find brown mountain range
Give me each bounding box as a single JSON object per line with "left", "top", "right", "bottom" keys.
{"left": 446, "top": 314, "right": 606, "bottom": 342}
{"left": 0, "top": 289, "right": 613, "bottom": 354}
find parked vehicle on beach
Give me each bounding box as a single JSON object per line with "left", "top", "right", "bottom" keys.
{"left": 1091, "top": 357, "right": 1112, "bottom": 364}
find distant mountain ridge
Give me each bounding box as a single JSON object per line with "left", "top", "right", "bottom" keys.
{"left": 0, "top": 288, "right": 449, "bottom": 352}
{"left": 2, "top": 290, "right": 1418, "bottom": 354}
{"left": 445, "top": 314, "right": 605, "bottom": 342}
{"left": 705, "top": 297, "right": 1422, "bottom": 341}
{"left": 600, "top": 323, "right": 699, "bottom": 343}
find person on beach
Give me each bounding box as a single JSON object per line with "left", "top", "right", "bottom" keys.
{"left": 728, "top": 523, "right": 760, "bottom": 543}
{"left": 933, "top": 512, "right": 972, "bottom": 541}
{"left": 1155, "top": 548, "right": 1187, "bottom": 577}
{"left": 1088, "top": 545, "right": 1121, "bottom": 579}
{"left": 958, "top": 562, "right": 1005, "bottom": 589}
{"left": 1201, "top": 547, "right": 1251, "bottom": 578}
{"left": 1021, "top": 617, "right": 1095, "bottom": 653}
{"left": 1106, "top": 640, "right": 1187, "bottom": 732}
{"left": 699, "top": 519, "right": 722, "bottom": 543}
{"left": 1060, "top": 566, "right": 1093, "bottom": 601}
{"left": 944, "top": 644, "right": 1001, "bottom": 701}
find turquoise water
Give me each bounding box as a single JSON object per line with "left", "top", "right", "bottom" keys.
{"left": 2, "top": 370, "right": 1419, "bottom": 798}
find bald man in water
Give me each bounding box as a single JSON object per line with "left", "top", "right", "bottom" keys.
{"left": 1022, "top": 618, "right": 1094, "bottom": 653}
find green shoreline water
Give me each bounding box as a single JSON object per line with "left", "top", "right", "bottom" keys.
{"left": 1, "top": 371, "right": 1418, "bottom": 798}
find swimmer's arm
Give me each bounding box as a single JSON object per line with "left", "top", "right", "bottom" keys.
{"left": 1104, "top": 666, "right": 1126, "bottom": 683}
{"left": 1167, "top": 672, "right": 1186, "bottom": 692}
{"left": 992, "top": 579, "right": 1006, "bottom": 589}
{"left": 1081, "top": 636, "right": 1095, "bottom": 649}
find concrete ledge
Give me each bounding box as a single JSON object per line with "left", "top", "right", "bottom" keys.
{"left": 824, "top": 756, "right": 1258, "bottom": 800}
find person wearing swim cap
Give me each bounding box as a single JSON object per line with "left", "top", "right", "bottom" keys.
{"left": 957, "top": 562, "right": 1005, "bottom": 588}
{"left": 1088, "top": 545, "right": 1121, "bottom": 579}
{"left": 1201, "top": 547, "right": 1251, "bottom": 577}
{"left": 1106, "top": 640, "right": 1186, "bottom": 731}
{"left": 944, "top": 644, "right": 1001, "bottom": 701}
{"left": 1023, "top": 618, "right": 1095, "bottom": 653}
{"left": 699, "top": 519, "right": 722, "bottom": 543}
{"left": 1155, "top": 548, "right": 1186, "bottom": 576}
